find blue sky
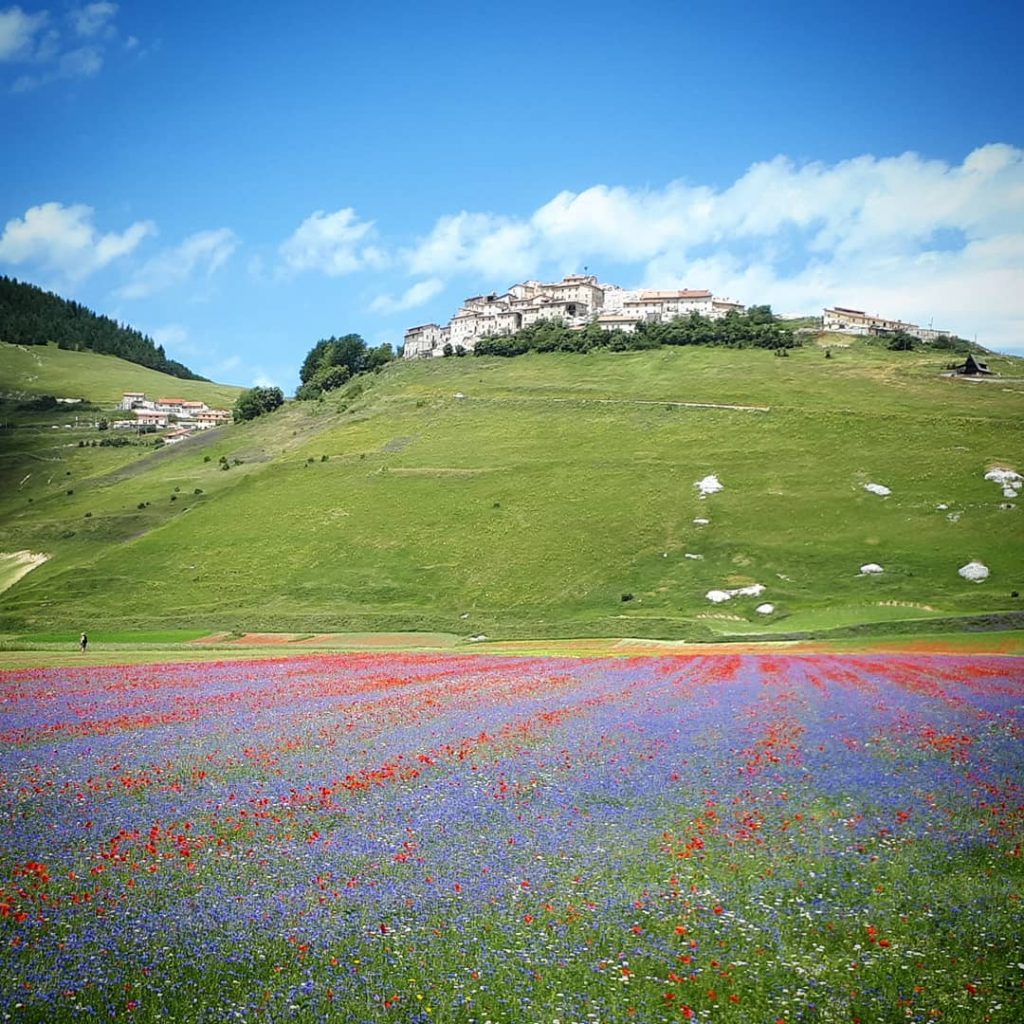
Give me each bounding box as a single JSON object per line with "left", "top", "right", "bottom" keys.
{"left": 2, "top": 0, "right": 1022, "bottom": 388}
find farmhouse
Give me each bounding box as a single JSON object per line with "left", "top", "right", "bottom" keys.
{"left": 155, "top": 397, "right": 191, "bottom": 414}
{"left": 823, "top": 306, "right": 950, "bottom": 341}
{"left": 120, "top": 391, "right": 147, "bottom": 411}
{"left": 117, "top": 392, "right": 230, "bottom": 428}
{"left": 135, "top": 410, "right": 169, "bottom": 428}
{"left": 194, "top": 409, "right": 231, "bottom": 428}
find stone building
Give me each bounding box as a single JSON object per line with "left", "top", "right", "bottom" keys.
{"left": 403, "top": 275, "right": 745, "bottom": 358}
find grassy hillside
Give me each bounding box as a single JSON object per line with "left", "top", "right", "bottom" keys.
{"left": 0, "top": 342, "right": 244, "bottom": 535}
{"left": 0, "top": 340, "right": 242, "bottom": 406}
{"left": 1, "top": 336, "right": 1022, "bottom": 640}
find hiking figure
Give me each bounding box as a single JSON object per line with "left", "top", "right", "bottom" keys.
{"left": 79, "top": 632, "right": 88, "bottom": 653}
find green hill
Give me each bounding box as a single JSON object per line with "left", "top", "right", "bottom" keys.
{"left": 0, "top": 340, "right": 241, "bottom": 407}
{"left": 0, "top": 275, "right": 205, "bottom": 381}
{"left": 0, "top": 343, "right": 243, "bottom": 543}
{"left": 1, "top": 337, "right": 1022, "bottom": 641}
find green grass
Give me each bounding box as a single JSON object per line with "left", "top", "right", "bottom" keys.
{"left": 0, "top": 339, "right": 243, "bottom": 406}
{"left": 1, "top": 339, "right": 1022, "bottom": 639}
{"left": 9, "top": 628, "right": 212, "bottom": 644}
{"left": 0, "top": 341, "right": 244, "bottom": 525}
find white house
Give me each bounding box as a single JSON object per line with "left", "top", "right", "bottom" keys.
{"left": 120, "top": 392, "right": 146, "bottom": 411}
{"left": 623, "top": 289, "right": 714, "bottom": 321}
{"left": 711, "top": 297, "right": 746, "bottom": 319}
{"left": 518, "top": 298, "right": 585, "bottom": 328}
{"left": 823, "top": 306, "right": 912, "bottom": 335}
{"left": 594, "top": 313, "right": 641, "bottom": 333}
{"left": 404, "top": 323, "right": 450, "bottom": 358}
{"left": 449, "top": 309, "right": 509, "bottom": 349}
{"left": 135, "top": 411, "right": 169, "bottom": 428}
{"left": 194, "top": 409, "right": 231, "bottom": 428}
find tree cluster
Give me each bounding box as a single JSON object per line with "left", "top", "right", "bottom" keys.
{"left": 296, "top": 334, "right": 394, "bottom": 399}
{"left": 0, "top": 276, "right": 206, "bottom": 380}
{"left": 886, "top": 330, "right": 917, "bottom": 351}
{"left": 233, "top": 386, "right": 284, "bottom": 423}
{"left": 928, "top": 333, "right": 973, "bottom": 353}
{"left": 473, "top": 307, "right": 798, "bottom": 359}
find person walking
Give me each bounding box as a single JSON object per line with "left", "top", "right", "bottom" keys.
{"left": 79, "top": 632, "right": 88, "bottom": 653}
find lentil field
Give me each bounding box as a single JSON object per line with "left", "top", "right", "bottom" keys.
{"left": 1, "top": 653, "right": 1022, "bottom": 1023}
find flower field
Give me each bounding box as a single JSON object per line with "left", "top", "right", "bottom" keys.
{"left": 1, "top": 653, "right": 1023, "bottom": 1023}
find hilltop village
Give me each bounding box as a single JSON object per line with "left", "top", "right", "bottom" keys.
{"left": 403, "top": 276, "right": 742, "bottom": 358}
{"left": 403, "top": 274, "right": 951, "bottom": 358}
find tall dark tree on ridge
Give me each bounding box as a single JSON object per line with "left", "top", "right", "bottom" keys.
{"left": 0, "top": 276, "right": 207, "bottom": 381}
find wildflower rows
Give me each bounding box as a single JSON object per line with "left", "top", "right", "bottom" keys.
{"left": 1, "top": 652, "right": 1022, "bottom": 1022}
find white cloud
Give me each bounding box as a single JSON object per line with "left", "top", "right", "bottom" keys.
{"left": 119, "top": 228, "right": 238, "bottom": 299}
{"left": 278, "top": 207, "right": 385, "bottom": 277}
{"left": 3, "top": 1, "right": 130, "bottom": 91}
{"left": 369, "top": 277, "right": 444, "bottom": 315}
{"left": 406, "top": 211, "right": 535, "bottom": 281}
{"left": 531, "top": 183, "right": 713, "bottom": 263}
{"left": 57, "top": 43, "right": 100, "bottom": 77}
{"left": 0, "top": 5, "right": 47, "bottom": 60}
{"left": 0, "top": 201, "right": 153, "bottom": 279}
{"left": 403, "top": 144, "right": 1024, "bottom": 349}
{"left": 70, "top": 2, "right": 116, "bottom": 38}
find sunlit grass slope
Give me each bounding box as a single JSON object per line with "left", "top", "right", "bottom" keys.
{"left": 0, "top": 339, "right": 243, "bottom": 406}
{"left": 1, "top": 338, "right": 1022, "bottom": 639}
{"left": 0, "top": 341, "right": 244, "bottom": 523}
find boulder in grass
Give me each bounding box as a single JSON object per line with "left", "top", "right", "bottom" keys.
{"left": 958, "top": 561, "right": 989, "bottom": 583}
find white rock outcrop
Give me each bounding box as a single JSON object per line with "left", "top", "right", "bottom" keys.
{"left": 695, "top": 475, "right": 724, "bottom": 498}
{"left": 705, "top": 584, "right": 766, "bottom": 603}
{"left": 958, "top": 561, "right": 989, "bottom": 583}
{"left": 985, "top": 468, "right": 1021, "bottom": 499}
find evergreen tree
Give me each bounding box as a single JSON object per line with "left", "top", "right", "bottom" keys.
{"left": 0, "top": 276, "right": 207, "bottom": 380}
